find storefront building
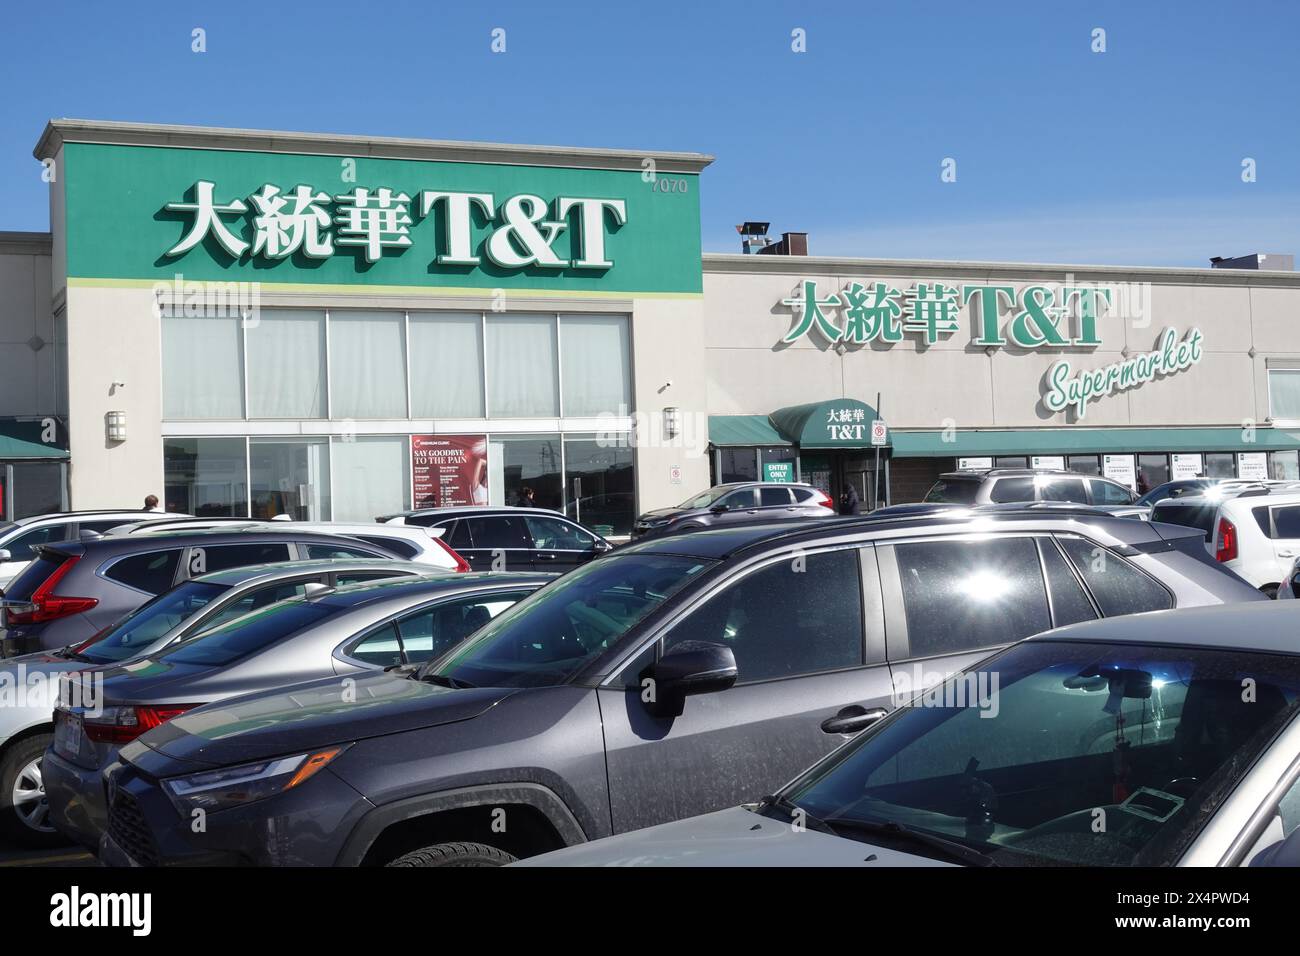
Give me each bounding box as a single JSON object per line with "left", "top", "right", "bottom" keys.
{"left": 3, "top": 119, "right": 1300, "bottom": 531}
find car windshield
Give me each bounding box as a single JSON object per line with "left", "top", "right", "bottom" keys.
{"left": 150, "top": 599, "right": 341, "bottom": 668}
{"left": 81, "top": 581, "right": 228, "bottom": 664}
{"left": 924, "top": 478, "right": 979, "bottom": 504}
{"left": 779, "top": 639, "right": 1300, "bottom": 866}
{"left": 1150, "top": 501, "right": 1218, "bottom": 541}
{"left": 421, "top": 553, "right": 713, "bottom": 688}
{"left": 679, "top": 487, "right": 732, "bottom": 509}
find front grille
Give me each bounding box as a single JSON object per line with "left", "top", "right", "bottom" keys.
{"left": 106, "top": 789, "right": 161, "bottom": 867}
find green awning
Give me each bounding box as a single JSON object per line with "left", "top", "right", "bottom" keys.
{"left": 708, "top": 415, "right": 791, "bottom": 447}
{"left": 768, "top": 399, "right": 883, "bottom": 448}
{"left": 0, "top": 420, "right": 68, "bottom": 459}
{"left": 890, "top": 427, "right": 1300, "bottom": 458}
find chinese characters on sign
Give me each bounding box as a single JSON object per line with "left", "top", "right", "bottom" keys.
{"left": 826, "top": 406, "right": 870, "bottom": 442}
{"left": 164, "top": 180, "right": 627, "bottom": 268}
{"left": 411, "top": 435, "right": 489, "bottom": 509}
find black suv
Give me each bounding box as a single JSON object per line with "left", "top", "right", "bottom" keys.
{"left": 0, "top": 530, "right": 401, "bottom": 655}
{"left": 631, "top": 482, "right": 836, "bottom": 540}
{"left": 377, "top": 507, "right": 611, "bottom": 572}
{"left": 98, "top": 507, "right": 1261, "bottom": 867}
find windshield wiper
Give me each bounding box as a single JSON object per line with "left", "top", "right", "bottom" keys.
{"left": 413, "top": 671, "right": 477, "bottom": 689}
{"left": 820, "top": 816, "right": 1000, "bottom": 867}
{"left": 54, "top": 645, "right": 94, "bottom": 663}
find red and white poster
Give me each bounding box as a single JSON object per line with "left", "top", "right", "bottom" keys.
{"left": 411, "top": 435, "right": 488, "bottom": 509}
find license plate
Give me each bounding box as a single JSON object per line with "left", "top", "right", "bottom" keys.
{"left": 55, "top": 711, "right": 83, "bottom": 757}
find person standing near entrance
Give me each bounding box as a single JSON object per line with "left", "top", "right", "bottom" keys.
{"left": 142, "top": 494, "right": 160, "bottom": 512}
{"left": 518, "top": 486, "right": 537, "bottom": 508}
{"left": 838, "top": 484, "right": 861, "bottom": 516}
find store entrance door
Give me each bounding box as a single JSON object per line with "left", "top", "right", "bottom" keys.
{"left": 801, "top": 452, "right": 885, "bottom": 513}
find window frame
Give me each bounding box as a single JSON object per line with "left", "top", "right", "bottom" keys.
{"left": 99, "top": 548, "right": 187, "bottom": 596}
{"left": 1054, "top": 532, "right": 1175, "bottom": 613}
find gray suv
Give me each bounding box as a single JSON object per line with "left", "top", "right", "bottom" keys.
{"left": 631, "top": 482, "right": 835, "bottom": 540}
{"left": 95, "top": 507, "right": 1261, "bottom": 867}
{"left": 923, "top": 468, "right": 1144, "bottom": 516}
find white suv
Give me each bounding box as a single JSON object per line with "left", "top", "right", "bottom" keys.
{"left": 1152, "top": 487, "right": 1300, "bottom": 597}
{"left": 0, "top": 510, "right": 188, "bottom": 592}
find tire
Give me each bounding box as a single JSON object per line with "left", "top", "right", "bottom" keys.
{"left": 386, "top": 841, "right": 517, "bottom": 868}
{"left": 0, "top": 734, "right": 69, "bottom": 849}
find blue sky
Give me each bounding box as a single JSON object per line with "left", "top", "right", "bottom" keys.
{"left": 2, "top": 0, "right": 1297, "bottom": 265}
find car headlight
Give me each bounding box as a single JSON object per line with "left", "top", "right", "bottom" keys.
{"left": 162, "top": 745, "right": 349, "bottom": 814}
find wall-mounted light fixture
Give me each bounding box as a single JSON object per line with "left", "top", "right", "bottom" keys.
{"left": 105, "top": 410, "right": 127, "bottom": 442}
{"left": 663, "top": 406, "right": 682, "bottom": 439}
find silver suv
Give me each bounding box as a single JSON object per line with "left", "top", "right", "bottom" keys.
{"left": 924, "top": 468, "right": 1143, "bottom": 516}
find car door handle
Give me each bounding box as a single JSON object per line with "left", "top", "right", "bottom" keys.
{"left": 1280, "top": 550, "right": 1297, "bottom": 558}
{"left": 536, "top": 553, "right": 557, "bottom": 560}
{"left": 820, "top": 705, "right": 889, "bottom": 735}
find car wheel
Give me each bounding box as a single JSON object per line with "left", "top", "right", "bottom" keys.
{"left": 0, "top": 735, "right": 68, "bottom": 848}
{"left": 385, "top": 841, "right": 517, "bottom": 867}
{"left": 1261, "top": 584, "right": 1280, "bottom": 600}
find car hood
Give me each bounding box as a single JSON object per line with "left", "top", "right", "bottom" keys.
{"left": 514, "top": 807, "right": 953, "bottom": 867}
{"left": 638, "top": 508, "right": 690, "bottom": 523}
{"left": 127, "top": 670, "right": 517, "bottom": 769}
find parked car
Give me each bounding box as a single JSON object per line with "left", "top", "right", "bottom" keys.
{"left": 1278, "top": 555, "right": 1300, "bottom": 599}
{"left": 377, "top": 506, "right": 612, "bottom": 572}
{"left": 922, "top": 468, "right": 1144, "bottom": 516}
{"left": 630, "top": 482, "right": 835, "bottom": 541}
{"left": 45, "top": 572, "right": 548, "bottom": 850}
{"left": 521, "top": 602, "right": 1300, "bottom": 867}
{"left": 1152, "top": 486, "right": 1300, "bottom": 597}
{"left": 0, "top": 557, "right": 419, "bottom": 847}
{"left": 0, "top": 510, "right": 189, "bottom": 593}
{"left": 1135, "top": 478, "right": 1223, "bottom": 508}
{"left": 92, "top": 506, "right": 1262, "bottom": 867}
{"left": 0, "top": 528, "right": 408, "bottom": 656}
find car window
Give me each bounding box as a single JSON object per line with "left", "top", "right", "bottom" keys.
{"left": 924, "top": 479, "right": 980, "bottom": 504}
{"left": 895, "top": 536, "right": 1051, "bottom": 657}
{"left": 79, "top": 519, "right": 143, "bottom": 535}
{"left": 306, "top": 543, "right": 379, "bottom": 560}
{"left": 334, "top": 569, "right": 414, "bottom": 586}
{"left": 1090, "top": 479, "right": 1136, "bottom": 505}
{"left": 1057, "top": 535, "right": 1173, "bottom": 615}
{"left": 348, "top": 623, "right": 404, "bottom": 667}
{"left": 988, "top": 477, "right": 1035, "bottom": 503}
{"left": 1038, "top": 478, "right": 1089, "bottom": 504}
{"left": 3, "top": 524, "right": 70, "bottom": 560}
{"left": 201, "top": 581, "right": 310, "bottom": 630}
{"left": 354, "top": 535, "right": 417, "bottom": 559}
{"left": 662, "top": 549, "right": 864, "bottom": 683}
{"left": 791, "top": 488, "right": 816, "bottom": 502}
{"left": 1151, "top": 502, "right": 1218, "bottom": 541}
{"left": 1038, "top": 538, "right": 1098, "bottom": 627}
{"left": 80, "top": 581, "right": 228, "bottom": 664}
{"left": 104, "top": 549, "right": 183, "bottom": 594}
{"left": 464, "top": 516, "right": 532, "bottom": 550}
{"left": 525, "top": 516, "right": 594, "bottom": 550}
{"left": 444, "top": 520, "right": 473, "bottom": 550}
{"left": 759, "top": 486, "right": 794, "bottom": 506}
{"left": 1273, "top": 506, "right": 1300, "bottom": 539}
{"left": 719, "top": 488, "right": 758, "bottom": 510}
{"left": 394, "top": 591, "right": 530, "bottom": 664}
{"left": 190, "top": 542, "right": 293, "bottom": 575}
{"left": 159, "top": 600, "right": 342, "bottom": 666}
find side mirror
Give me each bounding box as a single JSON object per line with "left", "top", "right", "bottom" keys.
{"left": 643, "top": 641, "right": 737, "bottom": 718}
{"left": 592, "top": 539, "right": 613, "bottom": 553}
{"left": 0, "top": 549, "right": 9, "bottom": 563}
{"left": 709, "top": 503, "right": 728, "bottom": 514}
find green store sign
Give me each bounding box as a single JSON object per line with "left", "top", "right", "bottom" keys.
{"left": 62, "top": 143, "right": 703, "bottom": 295}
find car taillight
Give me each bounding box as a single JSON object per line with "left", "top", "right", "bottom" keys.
{"left": 83, "top": 704, "right": 198, "bottom": 744}
{"left": 431, "top": 535, "right": 471, "bottom": 573}
{"left": 3, "top": 556, "right": 97, "bottom": 625}
{"left": 816, "top": 491, "right": 835, "bottom": 509}
{"left": 1215, "top": 517, "right": 1238, "bottom": 563}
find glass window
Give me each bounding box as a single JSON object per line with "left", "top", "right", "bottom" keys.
{"left": 486, "top": 315, "right": 558, "bottom": 417}
{"left": 250, "top": 439, "right": 330, "bottom": 520}
{"left": 444, "top": 521, "right": 472, "bottom": 550}
{"left": 329, "top": 311, "right": 407, "bottom": 418}
{"left": 925, "top": 477, "right": 981, "bottom": 504}
{"left": 1268, "top": 369, "right": 1300, "bottom": 420}
{"left": 760, "top": 486, "right": 794, "bottom": 506}
{"left": 104, "top": 549, "right": 183, "bottom": 594}
{"left": 10, "top": 462, "right": 66, "bottom": 517}
{"left": 355, "top": 535, "right": 416, "bottom": 559}
{"left": 429, "top": 553, "right": 712, "bottom": 688}
{"left": 1150, "top": 501, "right": 1218, "bottom": 541}
{"left": 1089, "top": 479, "right": 1136, "bottom": 505}
{"left": 783, "top": 640, "right": 1300, "bottom": 867}
{"left": 717, "top": 448, "right": 758, "bottom": 485}
{"left": 201, "top": 581, "right": 308, "bottom": 629}
{"left": 759, "top": 446, "right": 799, "bottom": 483}
{"left": 2, "top": 523, "right": 70, "bottom": 561}
{"left": 1272, "top": 450, "right": 1300, "bottom": 480}
{"left": 1273, "top": 506, "right": 1300, "bottom": 539}
{"left": 1066, "top": 455, "right": 1100, "bottom": 476}
{"left": 895, "top": 537, "right": 1051, "bottom": 657}
{"left": 306, "top": 543, "right": 379, "bottom": 560}
{"left": 409, "top": 312, "right": 484, "bottom": 418}
{"left": 525, "top": 515, "right": 594, "bottom": 551}
{"left": 160, "top": 600, "right": 341, "bottom": 667}
{"left": 80, "top": 581, "right": 228, "bottom": 664}
{"left": 563, "top": 436, "right": 634, "bottom": 536}
{"left": 663, "top": 549, "right": 864, "bottom": 683}
{"left": 395, "top": 591, "right": 529, "bottom": 664}
{"left": 559, "top": 314, "right": 631, "bottom": 416}
{"left": 162, "top": 314, "right": 244, "bottom": 419}
{"left": 348, "top": 623, "right": 403, "bottom": 668}
{"left": 490, "top": 436, "right": 562, "bottom": 510}
{"left": 1137, "top": 454, "right": 1169, "bottom": 496}
{"left": 719, "top": 487, "right": 758, "bottom": 509}
{"left": 465, "top": 515, "right": 532, "bottom": 550}
{"left": 1038, "top": 477, "right": 1089, "bottom": 503}
{"left": 246, "top": 310, "right": 325, "bottom": 418}
{"left": 994, "top": 457, "right": 1027, "bottom": 468}
{"left": 191, "top": 542, "right": 292, "bottom": 575}
{"left": 1057, "top": 536, "right": 1173, "bottom": 615}
{"left": 331, "top": 436, "right": 409, "bottom": 522}
{"left": 335, "top": 569, "right": 413, "bottom": 586}
{"left": 1038, "top": 538, "right": 1097, "bottom": 627}
{"left": 988, "top": 477, "right": 1035, "bottom": 503}
{"left": 164, "top": 437, "right": 248, "bottom": 517}
{"left": 1204, "top": 452, "right": 1235, "bottom": 478}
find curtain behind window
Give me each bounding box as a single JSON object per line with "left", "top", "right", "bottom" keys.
{"left": 162, "top": 315, "right": 243, "bottom": 418}
{"left": 409, "top": 312, "right": 484, "bottom": 418}
{"left": 1269, "top": 370, "right": 1300, "bottom": 420}
{"left": 330, "top": 311, "right": 407, "bottom": 418}
{"left": 560, "top": 315, "right": 630, "bottom": 416}
{"left": 331, "top": 436, "right": 409, "bottom": 521}
{"left": 246, "top": 310, "right": 326, "bottom": 418}
{"left": 487, "top": 315, "right": 558, "bottom": 417}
